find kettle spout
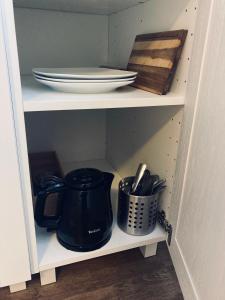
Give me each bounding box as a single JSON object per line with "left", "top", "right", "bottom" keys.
{"left": 104, "top": 172, "right": 114, "bottom": 189}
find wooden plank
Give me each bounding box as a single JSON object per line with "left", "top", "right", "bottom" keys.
{"left": 131, "top": 76, "right": 166, "bottom": 94}
{"left": 127, "top": 64, "right": 170, "bottom": 80}
{"left": 128, "top": 65, "right": 171, "bottom": 94}
{"left": 128, "top": 29, "right": 188, "bottom": 95}
{"left": 129, "top": 56, "right": 173, "bottom": 69}
{"left": 131, "top": 48, "right": 177, "bottom": 61}
{"left": 135, "top": 29, "right": 188, "bottom": 41}
{"left": 133, "top": 39, "right": 181, "bottom": 51}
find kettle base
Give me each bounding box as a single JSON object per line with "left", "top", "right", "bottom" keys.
{"left": 57, "top": 232, "right": 112, "bottom": 252}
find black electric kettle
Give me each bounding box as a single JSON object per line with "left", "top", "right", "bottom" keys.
{"left": 35, "top": 168, "right": 114, "bottom": 252}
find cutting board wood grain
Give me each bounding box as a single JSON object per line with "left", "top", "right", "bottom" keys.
{"left": 127, "top": 30, "right": 188, "bottom": 95}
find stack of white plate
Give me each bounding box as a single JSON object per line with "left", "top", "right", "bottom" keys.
{"left": 32, "top": 67, "right": 137, "bottom": 94}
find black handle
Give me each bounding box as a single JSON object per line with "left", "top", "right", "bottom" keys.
{"left": 35, "top": 180, "right": 65, "bottom": 230}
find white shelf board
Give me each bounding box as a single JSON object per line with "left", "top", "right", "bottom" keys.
{"left": 22, "top": 76, "right": 185, "bottom": 112}
{"left": 37, "top": 223, "right": 165, "bottom": 271}
{"left": 36, "top": 159, "right": 166, "bottom": 271}
{"left": 14, "top": 0, "right": 150, "bottom": 15}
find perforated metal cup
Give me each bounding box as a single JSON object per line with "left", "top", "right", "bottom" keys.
{"left": 117, "top": 176, "right": 159, "bottom": 236}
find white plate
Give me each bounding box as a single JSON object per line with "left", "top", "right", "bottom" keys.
{"left": 35, "top": 77, "right": 134, "bottom": 93}
{"left": 33, "top": 72, "right": 136, "bottom": 81}
{"left": 34, "top": 74, "right": 136, "bottom": 83}
{"left": 32, "top": 67, "right": 137, "bottom": 80}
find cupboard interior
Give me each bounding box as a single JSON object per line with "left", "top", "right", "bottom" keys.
{"left": 12, "top": 0, "right": 198, "bottom": 273}
{"left": 25, "top": 106, "right": 182, "bottom": 223}
{"left": 24, "top": 105, "right": 183, "bottom": 270}
{"left": 14, "top": 0, "right": 197, "bottom": 100}
{"left": 25, "top": 106, "right": 182, "bottom": 270}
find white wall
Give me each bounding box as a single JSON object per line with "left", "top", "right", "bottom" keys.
{"left": 106, "top": 106, "right": 183, "bottom": 215}
{"left": 25, "top": 110, "right": 106, "bottom": 164}
{"left": 14, "top": 8, "right": 108, "bottom": 74}
{"left": 108, "top": 0, "right": 198, "bottom": 95}
{"left": 14, "top": 8, "right": 108, "bottom": 163}
{"left": 106, "top": 0, "right": 198, "bottom": 218}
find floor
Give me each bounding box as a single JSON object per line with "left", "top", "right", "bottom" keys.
{"left": 0, "top": 242, "right": 183, "bottom": 300}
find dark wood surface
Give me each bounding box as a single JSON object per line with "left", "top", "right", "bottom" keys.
{"left": 0, "top": 242, "right": 183, "bottom": 300}
{"left": 128, "top": 30, "right": 188, "bottom": 95}
{"left": 29, "top": 151, "right": 63, "bottom": 216}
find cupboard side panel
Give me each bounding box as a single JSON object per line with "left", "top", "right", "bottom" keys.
{"left": 108, "top": 0, "right": 198, "bottom": 95}
{"left": 170, "top": 0, "right": 225, "bottom": 299}
{"left": 0, "top": 5, "right": 30, "bottom": 286}
{"left": 1, "top": 0, "right": 39, "bottom": 273}
{"left": 106, "top": 107, "right": 183, "bottom": 216}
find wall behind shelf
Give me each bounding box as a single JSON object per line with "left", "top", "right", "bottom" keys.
{"left": 106, "top": 106, "right": 183, "bottom": 216}
{"left": 14, "top": 8, "right": 108, "bottom": 74}
{"left": 108, "top": 0, "right": 198, "bottom": 95}
{"left": 25, "top": 110, "right": 106, "bottom": 163}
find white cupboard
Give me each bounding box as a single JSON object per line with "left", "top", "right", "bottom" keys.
{"left": 0, "top": 0, "right": 223, "bottom": 299}
{"left": 0, "top": 12, "right": 30, "bottom": 291}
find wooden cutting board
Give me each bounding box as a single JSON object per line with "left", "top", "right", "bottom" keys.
{"left": 127, "top": 29, "right": 188, "bottom": 95}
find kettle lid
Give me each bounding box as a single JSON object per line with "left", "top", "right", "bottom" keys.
{"left": 65, "top": 168, "right": 104, "bottom": 190}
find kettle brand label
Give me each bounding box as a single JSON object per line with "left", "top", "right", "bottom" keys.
{"left": 88, "top": 228, "right": 101, "bottom": 234}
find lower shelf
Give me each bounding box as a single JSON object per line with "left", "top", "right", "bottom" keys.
{"left": 36, "top": 223, "right": 166, "bottom": 271}
{"left": 35, "top": 159, "right": 166, "bottom": 271}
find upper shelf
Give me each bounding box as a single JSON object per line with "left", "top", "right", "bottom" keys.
{"left": 13, "top": 0, "right": 149, "bottom": 15}
{"left": 22, "top": 76, "right": 185, "bottom": 112}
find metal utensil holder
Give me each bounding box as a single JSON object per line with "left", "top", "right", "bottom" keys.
{"left": 117, "top": 177, "right": 159, "bottom": 236}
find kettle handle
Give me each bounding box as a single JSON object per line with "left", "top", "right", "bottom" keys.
{"left": 35, "top": 180, "right": 65, "bottom": 230}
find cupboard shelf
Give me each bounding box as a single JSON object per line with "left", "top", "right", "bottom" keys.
{"left": 37, "top": 223, "right": 165, "bottom": 271}
{"left": 36, "top": 159, "right": 166, "bottom": 271}
{"left": 22, "top": 76, "right": 185, "bottom": 112}
{"left": 13, "top": 0, "right": 150, "bottom": 15}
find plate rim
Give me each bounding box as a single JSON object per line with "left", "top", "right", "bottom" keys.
{"left": 32, "top": 67, "right": 137, "bottom": 79}
{"left": 35, "top": 77, "right": 135, "bottom": 85}
{"left": 33, "top": 74, "right": 136, "bottom": 83}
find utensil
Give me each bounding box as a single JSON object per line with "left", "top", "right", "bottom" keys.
{"left": 33, "top": 67, "right": 137, "bottom": 80}
{"left": 153, "top": 185, "right": 167, "bottom": 194}
{"left": 135, "top": 169, "right": 151, "bottom": 196}
{"left": 131, "top": 163, "right": 147, "bottom": 194}
{"left": 151, "top": 175, "right": 160, "bottom": 184}
{"left": 118, "top": 176, "right": 159, "bottom": 236}
{"left": 35, "top": 77, "right": 134, "bottom": 93}
{"left": 145, "top": 175, "right": 159, "bottom": 195}
{"left": 152, "top": 179, "right": 166, "bottom": 191}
